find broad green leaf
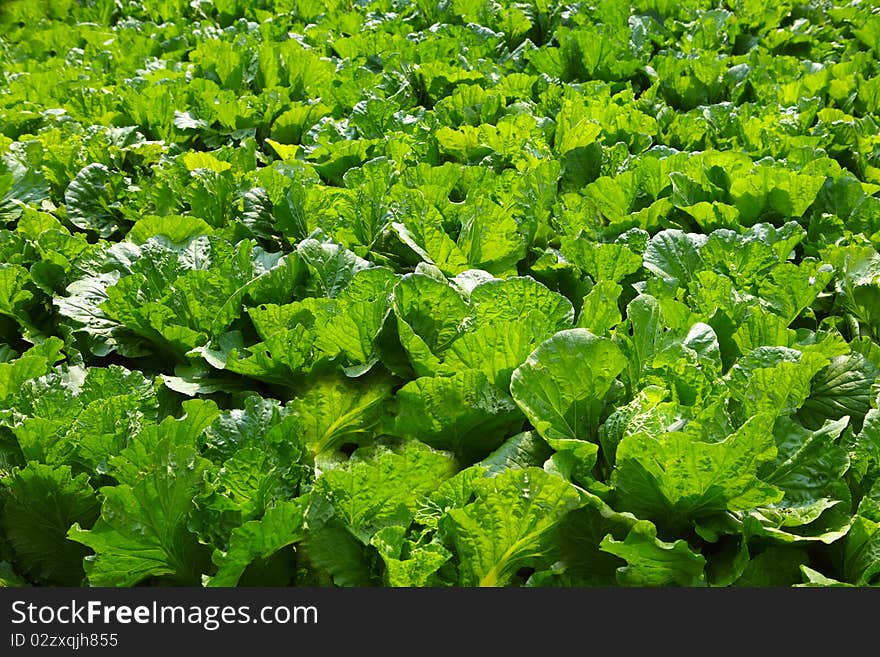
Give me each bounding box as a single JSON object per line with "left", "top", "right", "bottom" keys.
{"left": 200, "top": 327, "right": 314, "bottom": 386}
{"left": 393, "top": 370, "right": 522, "bottom": 461}
{"left": 850, "top": 408, "right": 880, "bottom": 488}
{"left": 0, "top": 561, "right": 27, "bottom": 587}
{"left": 296, "top": 235, "right": 370, "bottom": 298}
{"left": 1, "top": 464, "right": 99, "bottom": 585}
{"left": 310, "top": 268, "right": 398, "bottom": 370}
{"left": 733, "top": 311, "right": 797, "bottom": 353}
{"left": 300, "top": 519, "right": 375, "bottom": 587}
{"left": 65, "top": 163, "right": 124, "bottom": 238}
{"left": 726, "top": 347, "right": 830, "bottom": 419}
{"left": 478, "top": 431, "right": 552, "bottom": 476}
{"left": 0, "top": 338, "right": 64, "bottom": 403}
{"left": 733, "top": 547, "right": 809, "bottom": 587}
{"left": 393, "top": 273, "right": 468, "bottom": 375}
{"left": 757, "top": 262, "right": 835, "bottom": 324}
{"left": 842, "top": 516, "right": 880, "bottom": 585}
{"left": 751, "top": 417, "right": 852, "bottom": 538}
{"left": 287, "top": 372, "right": 393, "bottom": 457}
{"left": 643, "top": 230, "right": 706, "bottom": 287}
{"left": 456, "top": 198, "right": 526, "bottom": 276}
{"left": 391, "top": 205, "right": 470, "bottom": 277}
{"left": 797, "top": 353, "right": 879, "bottom": 430}
{"left": 526, "top": 491, "right": 643, "bottom": 587}
{"left": 599, "top": 520, "right": 707, "bottom": 587}
{"left": 128, "top": 215, "right": 214, "bottom": 245}
{"left": 859, "top": 481, "right": 880, "bottom": 523}
{"left": 182, "top": 151, "right": 232, "bottom": 174}
{"left": 730, "top": 165, "right": 825, "bottom": 224}
{"left": 314, "top": 442, "right": 456, "bottom": 544}
{"left": 797, "top": 565, "right": 853, "bottom": 587}
{"left": 0, "top": 264, "right": 32, "bottom": 325}
{"left": 205, "top": 499, "right": 307, "bottom": 587}
{"left": 599, "top": 385, "right": 683, "bottom": 465}
{"left": 577, "top": 281, "right": 623, "bottom": 334}
{"left": 370, "top": 527, "right": 452, "bottom": 587}
{"left": 469, "top": 277, "right": 574, "bottom": 330}
{"left": 612, "top": 414, "right": 782, "bottom": 530}
{"left": 443, "top": 467, "right": 583, "bottom": 587}
{"left": 108, "top": 399, "right": 218, "bottom": 486}
{"left": 443, "top": 314, "right": 559, "bottom": 390}
{"left": 10, "top": 365, "right": 157, "bottom": 469}
{"left": 510, "top": 329, "right": 627, "bottom": 443}
{"left": 68, "top": 440, "right": 212, "bottom": 586}
{"left": 622, "top": 294, "right": 664, "bottom": 380}
{"left": 54, "top": 272, "right": 128, "bottom": 357}
{"left": 198, "top": 396, "right": 302, "bottom": 530}
{"left": 561, "top": 239, "right": 642, "bottom": 284}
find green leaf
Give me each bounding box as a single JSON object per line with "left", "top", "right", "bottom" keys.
{"left": 510, "top": 329, "right": 627, "bottom": 443}
{"left": 469, "top": 277, "right": 574, "bottom": 331}
{"left": 64, "top": 163, "right": 124, "bottom": 238}
{"left": 128, "top": 215, "right": 214, "bottom": 245}
{"left": 0, "top": 264, "right": 32, "bottom": 326}
{"left": 478, "top": 431, "right": 552, "bottom": 476}
{"left": 1, "top": 464, "right": 99, "bottom": 585}
{"left": 202, "top": 327, "right": 313, "bottom": 385}
{"left": 621, "top": 294, "right": 664, "bottom": 380}
{"left": 393, "top": 370, "right": 522, "bottom": 462}
{"left": 300, "top": 518, "right": 375, "bottom": 587}
{"left": 797, "top": 353, "right": 879, "bottom": 430}
{"left": 10, "top": 365, "right": 157, "bottom": 470}
{"left": 758, "top": 417, "right": 851, "bottom": 529}
{"left": 859, "top": 480, "right": 880, "bottom": 523}
{"left": 599, "top": 385, "right": 683, "bottom": 465}
{"left": 205, "top": 499, "right": 306, "bottom": 587}
{"left": 197, "top": 396, "right": 302, "bottom": 533}
{"left": 643, "top": 230, "right": 706, "bottom": 287}
{"left": 296, "top": 234, "right": 370, "bottom": 298}
{"left": 797, "top": 565, "right": 853, "bottom": 587}
{"left": 309, "top": 268, "right": 397, "bottom": 370}
{"left": 393, "top": 272, "right": 468, "bottom": 375}
{"left": 527, "top": 491, "right": 643, "bottom": 586}
{"left": 733, "top": 547, "right": 810, "bottom": 587}
{"left": 850, "top": 408, "right": 880, "bottom": 486}
{"left": 438, "top": 276, "right": 575, "bottom": 387}
{"left": 443, "top": 467, "right": 583, "bottom": 586}
{"left": 561, "top": 239, "right": 642, "bottom": 284}
{"left": 726, "top": 347, "right": 829, "bottom": 419}
{"left": 757, "top": 261, "right": 835, "bottom": 324}
{"left": 0, "top": 163, "right": 48, "bottom": 222}
{"left": 54, "top": 272, "right": 127, "bottom": 358}
{"left": 314, "top": 442, "right": 456, "bottom": 544}
{"left": 68, "top": 407, "right": 214, "bottom": 586}
{"left": 108, "top": 399, "right": 218, "bottom": 485}
{"left": 392, "top": 207, "right": 470, "bottom": 277}
{"left": 730, "top": 165, "right": 825, "bottom": 224}
{"left": 455, "top": 198, "right": 526, "bottom": 276}
{"left": 577, "top": 281, "right": 623, "bottom": 334}
{"left": 288, "top": 372, "right": 393, "bottom": 457}
{"left": 0, "top": 338, "right": 64, "bottom": 403}
{"left": 443, "top": 314, "right": 559, "bottom": 390}
{"left": 370, "top": 527, "right": 452, "bottom": 587}
{"left": 0, "top": 561, "right": 28, "bottom": 587}
{"left": 599, "top": 520, "right": 707, "bottom": 587}
{"left": 182, "top": 152, "right": 233, "bottom": 174}
{"left": 842, "top": 516, "right": 880, "bottom": 585}
{"left": 612, "top": 414, "right": 782, "bottom": 530}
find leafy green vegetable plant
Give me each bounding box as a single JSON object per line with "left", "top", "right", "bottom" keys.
{"left": 1, "top": 0, "right": 879, "bottom": 587}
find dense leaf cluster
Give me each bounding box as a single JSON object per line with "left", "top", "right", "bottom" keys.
{"left": 1, "top": 0, "right": 879, "bottom": 587}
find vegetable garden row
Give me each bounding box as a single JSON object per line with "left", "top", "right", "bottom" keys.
{"left": 1, "top": 0, "right": 879, "bottom": 586}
